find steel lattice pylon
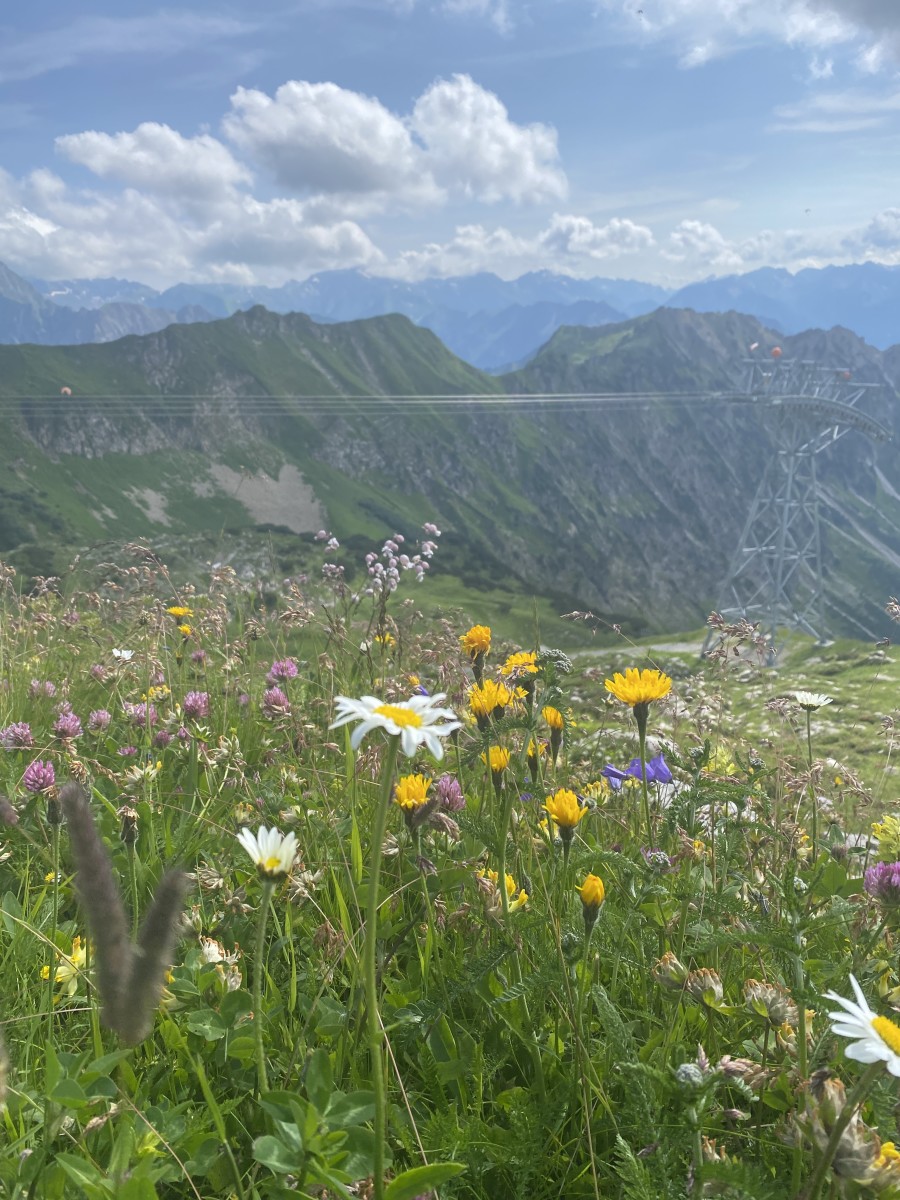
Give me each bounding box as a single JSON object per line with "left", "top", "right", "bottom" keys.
{"left": 703, "top": 355, "right": 890, "bottom": 657}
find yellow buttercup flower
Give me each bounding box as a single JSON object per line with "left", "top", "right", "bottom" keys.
{"left": 543, "top": 788, "right": 586, "bottom": 830}
{"left": 460, "top": 625, "right": 491, "bottom": 657}
{"left": 394, "top": 774, "right": 432, "bottom": 811}
{"left": 604, "top": 668, "right": 671, "bottom": 708}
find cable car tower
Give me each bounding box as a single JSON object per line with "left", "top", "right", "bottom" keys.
{"left": 702, "top": 349, "right": 891, "bottom": 658}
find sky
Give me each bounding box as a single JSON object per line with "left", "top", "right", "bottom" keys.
{"left": 3, "top": 0, "right": 900, "bottom": 288}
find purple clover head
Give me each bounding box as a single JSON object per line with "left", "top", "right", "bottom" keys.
{"left": 29, "top": 679, "right": 56, "bottom": 699}
{"left": 865, "top": 861, "right": 900, "bottom": 906}
{"left": 435, "top": 773, "right": 465, "bottom": 812}
{"left": 89, "top": 664, "right": 108, "bottom": 682}
{"left": 261, "top": 686, "right": 291, "bottom": 719}
{"left": 182, "top": 690, "right": 210, "bottom": 720}
{"left": 124, "top": 701, "right": 157, "bottom": 729}
{"left": 53, "top": 710, "right": 83, "bottom": 740}
{"left": 0, "top": 722, "right": 34, "bottom": 750}
{"left": 153, "top": 729, "right": 173, "bottom": 749}
{"left": 23, "top": 759, "right": 55, "bottom": 793}
{"left": 191, "top": 649, "right": 207, "bottom": 665}
{"left": 267, "top": 658, "right": 298, "bottom": 685}
{"left": 118, "top": 746, "right": 138, "bottom": 757}
{"left": 88, "top": 709, "right": 112, "bottom": 733}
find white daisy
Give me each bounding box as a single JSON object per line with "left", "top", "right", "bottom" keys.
{"left": 794, "top": 691, "right": 834, "bottom": 711}
{"left": 112, "top": 648, "right": 134, "bottom": 662}
{"left": 330, "top": 693, "right": 461, "bottom": 759}
{"left": 237, "top": 826, "right": 298, "bottom": 878}
{"left": 825, "top": 974, "right": 900, "bottom": 1076}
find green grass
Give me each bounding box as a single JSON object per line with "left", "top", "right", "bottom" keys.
{"left": 0, "top": 541, "right": 899, "bottom": 1199}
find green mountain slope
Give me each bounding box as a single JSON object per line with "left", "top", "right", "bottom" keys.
{"left": 0, "top": 305, "right": 894, "bottom": 639}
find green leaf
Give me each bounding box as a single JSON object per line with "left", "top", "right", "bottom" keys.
{"left": 186, "top": 1009, "right": 228, "bottom": 1040}
{"left": 305, "top": 1046, "right": 332, "bottom": 1113}
{"left": 384, "top": 1163, "right": 466, "bottom": 1200}
{"left": 55, "top": 1153, "right": 109, "bottom": 1198}
{"left": 325, "top": 1090, "right": 376, "bottom": 1128}
{"left": 116, "top": 1179, "right": 159, "bottom": 1200}
{"left": 253, "top": 1134, "right": 300, "bottom": 1174}
{"left": 50, "top": 1079, "right": 89, "bottom": 1108}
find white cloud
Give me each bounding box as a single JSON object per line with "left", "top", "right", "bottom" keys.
{"left": 665, "top": 219, "right": 743, "bottom": 268}
{"left": 385, "top": 212, "right": 654, "bottom": 279}
{"left": 410, "top": 74, "right": 567, "bottom": 204}
{"left": 223, "top": 81, "right": 435, "bottom": 202}
{"left": 0, "top": 11, "right": 254, "bottom": 83}
{"left": 56, "top": 123, "right": 252, "bottom": 200}
{"left": 441, "top": 0, "right": 512, "bottom": 34}
{"left": 598, "top": 0, "right": 897, "bottom": 67}
{"left": 223, "top": 74, "right": 566, "bottom": 208}
{"left": 770, "top": 84, "right": 900, "bottom": 132}
{"left": 0, "top": 169, "right": 382, "bottom": 287}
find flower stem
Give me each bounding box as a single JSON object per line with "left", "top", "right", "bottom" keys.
{"left": 636, "top": 710, "right": 651, "bottom": 845}
{"left": 253, "top": 878, "right": 275, "bottom": 1096}
{"left": 366, "top": 735, "right": 400, "bottom": 1200}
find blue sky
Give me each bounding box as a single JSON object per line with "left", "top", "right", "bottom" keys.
{"left": 2, "top": 0, "right": 900, "bottom": 287}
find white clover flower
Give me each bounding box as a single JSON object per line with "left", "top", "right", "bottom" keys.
{"left": 330, "top": 693, "right": 461, "bottom": 759}
{"left": 237, "top": 826, "right": 298, "bottom": 878}
{"left": 825, "top": 974, "right": 900, "bottom": 1076}
{"left": 793, "top": 691, "right": 833, "bottom": 711}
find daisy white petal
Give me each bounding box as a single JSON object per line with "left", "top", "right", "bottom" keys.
{"left": 825, "top": 974, "right": 900, "bottom": 1075}
{"left": 329, "top": 693, "right": 461, "bottom": 759}
{"left": 793, "top": 690, "right": 833, "bottom": 711}
{"left": 237, "top": 825, "right": 297, "bottom": 878}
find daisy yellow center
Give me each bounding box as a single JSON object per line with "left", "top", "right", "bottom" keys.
{"left": 375, "top": 704, "right": 423, "bottom": 728}
{"left": 872, "top": 1015, "right": 900, "bottom": 1054}
{"left": 263, "top": 855, "right": 283, "bottom": 872}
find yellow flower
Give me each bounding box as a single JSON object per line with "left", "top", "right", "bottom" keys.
{"left": 481, "top": 746, "right": 511, "bottom": 774}
{"left": 178, "top": 623, "right": 192, "bottom": 637}
{"left": 582, "top": 778, "right": 611, "bottom": 801}
{"left": 469, "top": 679, "right": 514, "bottom": 719}
{"left": 703, "top": 746, "right": 736, "bottom": 776}
{"left": 873, "top": 815, "right": 900, "bottom": 862}
{"left": 477, "top": 867, "right": 528, "bottom": 913}
{"left": 167, "top": 606, "right": 193, "bottom": 619}
{"left": 460, "top": 625, "right": 491, "bottom": 657}
{"left": 500, "top": 651, "right": 538, "bottom": 677}
{"left": 373, "top": 632, "right": 396, "bottom": 648}
{"left": 542, "top": 705, "right": 564, "bottom": 731}
{"left": 543, "top": 788, "right": 586, "bottom": 830}
{"left": 394, "top": 774, "right": 432, "bottom": 811}
{"left": 604, "top": 667, "right": 671, "bottom": 708}
{"left": 576, "top": 873, "right": 605, "bottom": 910}
{"left": 41, "top": 936, "right": 87, "bottom": 998}
{"left": 147, "top": 684, "right": 171, "bottom": 702}
{"left": 527, "top": 738, "right": 546, "bottom": 761}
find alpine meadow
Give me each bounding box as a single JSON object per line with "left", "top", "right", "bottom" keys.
{"left": 6, "top": 1, "right": 900, "bottom": 1197}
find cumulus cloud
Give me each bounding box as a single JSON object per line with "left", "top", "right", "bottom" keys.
{"left": 385, "top": 213, "right": 654, "bottom": 279}
{"left": 56, "top": 123, "right": 252, "bottom": 200}
{"left": 223, "top": 74, "right": 566, "bottom": 207}
{"left": 410, "top": 75, "right": 566, "bottom": 204}
{"left": 223, "top": 81, "right": 433, "bottom": 201}
{"left": 665, "top": 220, "right": 743, "bottom": 268}
{"left": 0, "top": 169, "right": 382, "bottom": 287}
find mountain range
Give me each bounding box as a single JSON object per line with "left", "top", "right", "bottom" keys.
{"left": 0, "top": 304, "right": 895, "bottom": 639}
{"left": 6, "top": 260, "right": 900, "bottom": 371}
